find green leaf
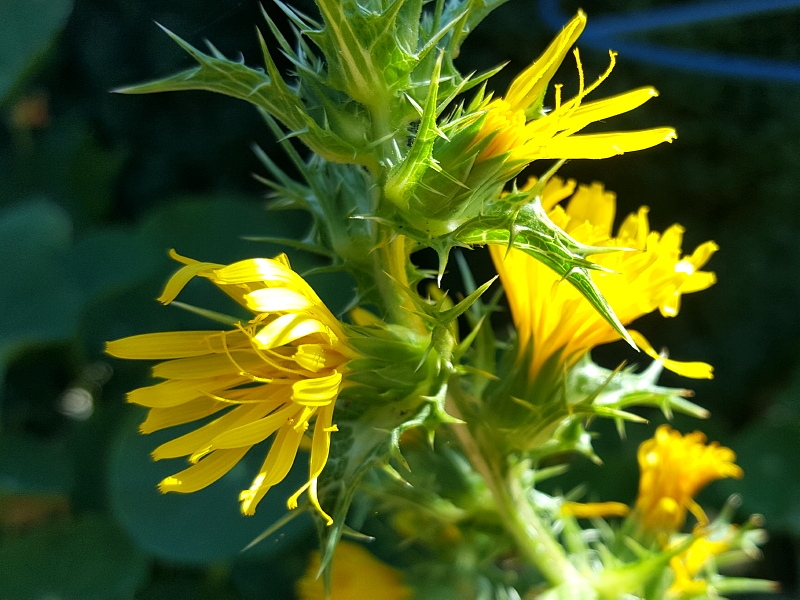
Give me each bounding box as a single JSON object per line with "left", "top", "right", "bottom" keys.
{"left": 0, "top": 200, "right": 82, "bottom": 367}
{"left": 567, "top": 354, "right": 709, "bottom": 422}
{"left": 384, "top": 53, "right": 444, "bottom": 210}
{"left": 138, "top": 195, "right": 309, "bottom": 264}
{"left": 0, "top": 434, "right": 73, "bottom": 494}
{"left": 311, "top": 0, "right": 420, "bottom": 107}
{"left": 108, "top": 407, "right": 312, "bottom": 564}
{"left": 721, "top": 422, "right": 800, "bottom": 534}
{"left": 0, "top": 514, "right": 149, "bottom": 599}
{"left": 0, "top": 0, "right": 72, "bottom": 103}
{"left": 115, "top": 25, "right": 297, "bottom": 122}
{"left": 116, "top": 26, "right": 368, "bottom": 167}
{"left": 0, "top": 117, "right": 126, "bottom": 226}
{"left": 0, "top": 199, "right": 163, "bottom": 373}
{"left": 457, "top": 198, "right": 633, "bottom": 347}
{"left": 314, "top": 413, "right": 394, "bottom": 578}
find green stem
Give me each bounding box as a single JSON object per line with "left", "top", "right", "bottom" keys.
{"left": 447, "top": 397, "right": 582, "bottom": 589}
{"left": 500, "top": 466, "right": 578, "bottom": 586}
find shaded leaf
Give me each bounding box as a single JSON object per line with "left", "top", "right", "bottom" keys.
{"left": 0, "top": 0, "right": 72, "bottom": 102}
{"left": 0, "top": 514, "right": 149, "bottom": 600}
{"left": 108, "top": 407, "right": 311, "bottom": 564}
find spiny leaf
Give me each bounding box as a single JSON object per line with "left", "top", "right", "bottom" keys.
{"left": 457, "top": 199, "right": 634, "bottom": 348}
{"left": 385, "top": 53, "right": 445, "bottom": 210}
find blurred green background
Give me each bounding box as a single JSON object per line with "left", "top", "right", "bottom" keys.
{"left": 0, "top": 0, "right": 798, "bottom": 597}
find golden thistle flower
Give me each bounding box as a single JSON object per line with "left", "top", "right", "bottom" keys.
{"left": 635, "top": 425, "right": 743, "bottom": 534}
{"left": 475, "top": 11, "right": 676, "bottom": 163}
{"left": 490, "top": 176, "right": 717, "bottom": 380}
{"left": 106, "top": 251, "right": 357, "bottom": 524}
{"left": 295, "top": 541, "right": 412, "bottom": 600}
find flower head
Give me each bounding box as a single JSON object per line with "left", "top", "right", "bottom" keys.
{"left": 490, "top": 176, "right": 717, "bottom": 380}
{"left": 295, "top": 541, "right": 412, "bottom": 600}
{"left": 475, "top": 12, "right": 676, "bottom": 164}
{"left": 398, "top": 12, "right": 676, "bottom": 238}
{"left": 106, "top": 251, "right": 357, "bottom": 524}
{"left": 635, "top": 425, "right": 743, "bottom": 534}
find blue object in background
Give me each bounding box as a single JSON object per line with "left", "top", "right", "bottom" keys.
{"left": 538, "top": 0, "right": 800, "bottom": 82}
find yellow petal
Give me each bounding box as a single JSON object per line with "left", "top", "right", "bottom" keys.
{"left": 239, "top": 425, "right": 304, "bottom": 515}
{"left": 539, "top": 176, "right": 577, "bottom": 211}
{"left": 152, "top": 401, "right": 276, "bottom": 460}
{"left": 274, "top": 407, "right": 331, "bottom": 519}
{"left": 212, "top": 258, "right": 299, "bottom": 287}
{"left": 504, "top": 12, "right": 586, "bottom": 112}
{"left": 106, "top": 331, "right": 223, "bottom": 359}
{"left": 561, "top": 501, "right": 630, "bottom": 519}
{"left": 617, "top": 206, "right": 650, "bottom": 248}
{"left": 151, "top": 350, "right": 273, "bottom": 380}
{"left": 209, "top": 404, "right": 300, "bottom": 449}
{"left": 629, "top": 330, "right": 714, "bottom": 379}
{"left": 557, "top": 87, "right": 659, "bottom": 135}
{"left": 688, "top": 241, "right": 719, "bottom": 269}
{"left": 349, "top": 306, "right": 384, "bottom": 327}
{"left": 293, "top": 344, "right": 329, "bottom": 372}
{"left": 309, "top": 403, "right": 335, "bottom": 480}
{"left": 159, "top": 447, "right": 250, "bottom": 494}
{"left": 157, "top": 260, "right": 219, "bottom": 304}
{"left": 565, "top": 182, "right": 616, "bottom": 235}
{"left": 291, "top": 371, "right": 343, "bottom": 406}
{"left": 679, "top": 271, "right": 717, "bottom": 295}
{"left": 140, "top": 398, "right": 228, "bottom": 434}
{"left": 537, "top": 128, "right": 677, "bottom": 159}
{"left": 245, "top": 288, "right": 315, "bottom": 313}
{"left": 253, "top": 313, "right": 332, "bottom": 349}
{"left": 127, "top": 375, "right": 246, "bottom": 408}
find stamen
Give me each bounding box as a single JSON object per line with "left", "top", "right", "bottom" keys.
{"left": 582, "top": 50, "right": 617, "bottom": 98}
{"left": 222, "top": 329, "right": 273, "bottom": 383}
{"left": 251, "top": 344, "right": 310, "bottom": 377}
{"left": 574, "top": 48, "right": 585, "bottom": 99}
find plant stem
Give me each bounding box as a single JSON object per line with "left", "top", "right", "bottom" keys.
{"left": 447, "top": 396, "right": 583, "bottom": 589}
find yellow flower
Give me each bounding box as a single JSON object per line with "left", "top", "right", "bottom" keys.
{"left": 666, "top": 526, "right": 735, "bottom": 598}
{"left": 106, "top": 250, "right": 357, "bottom": 524}
{"left": 476, "top": 12, "right": 676, "bottom": 163}
{"left": 635, "top": 426, "right": 743, "bottom": 535}
{"left": 295, "top": 541, "right": 412, "bottom": 600}
{"left": 490, "top": 176, "right": 717, "bottom": 380}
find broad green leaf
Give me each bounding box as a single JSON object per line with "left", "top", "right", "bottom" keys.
{"left": 0, "top": 116, "right": 127, "bottom": 228}
{"left": 0, "top": 514, "right": 149, "bottom": 599}
{"left": 108, "top": 407, "right": 311, "bottom": 564}
{"left": 0, "top": 199, "right": 159, "bottom": 372}
{"left": 0, "top": 434, "right": 73, "bottom": 494}
{"left": 0, "top": 200, "right": 82, "bottom": 367}
{"left": 441, "top": 0, "right": 514, "bottom": 56}
{"left": 720, "top": 422, "right": 800, "bottom": 534}
{"left": 0, "top": 0, "right": 72, "bottom": 102}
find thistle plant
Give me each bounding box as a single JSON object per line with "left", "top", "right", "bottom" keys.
{"left": 106, "top": 2, "right": 776, "bottom": 598}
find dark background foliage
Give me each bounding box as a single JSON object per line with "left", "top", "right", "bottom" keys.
{"left": 0, "top": 0, "right": 798, "bottom": 597}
